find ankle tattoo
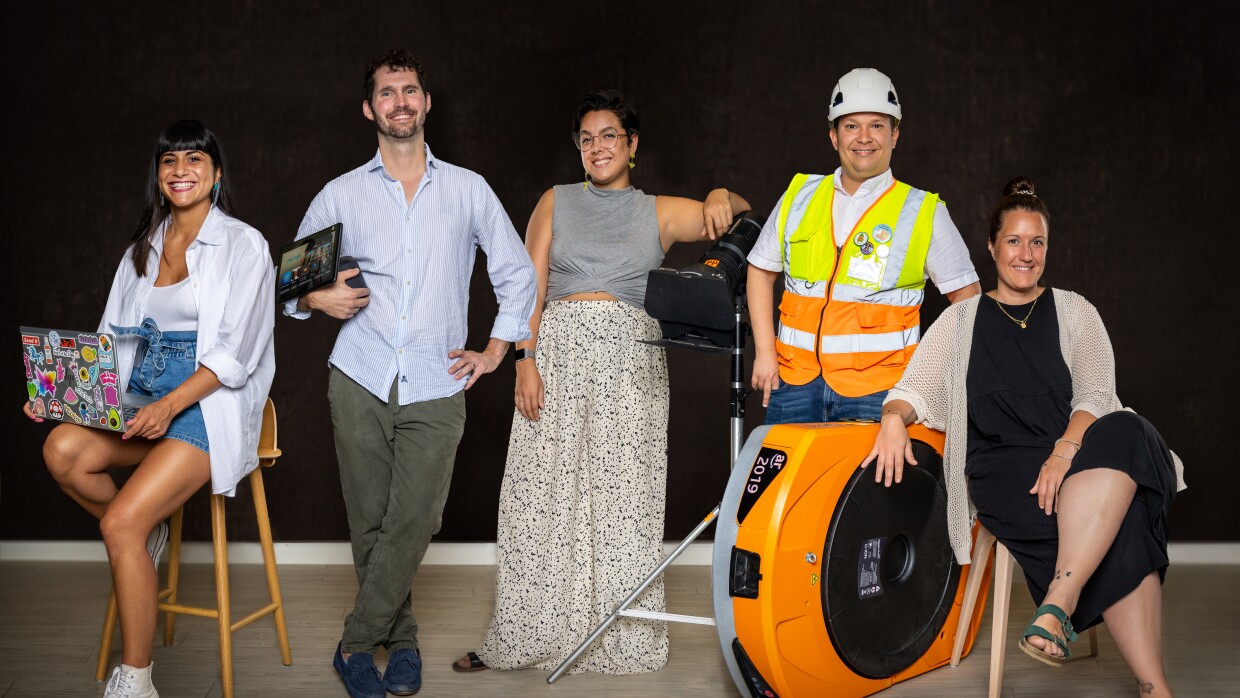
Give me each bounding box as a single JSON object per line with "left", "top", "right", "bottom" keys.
{"left": 1054, "top": 569, "right": 1072, "bottom": 580}
{"left": 1135, "top": 678, "right": 1155, "bottom": 694}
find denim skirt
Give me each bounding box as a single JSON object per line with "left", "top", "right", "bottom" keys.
{"left": 110, "top": 318, "right": 210, "bottom": 453}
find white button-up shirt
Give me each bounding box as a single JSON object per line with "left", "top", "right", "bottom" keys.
{"left": 100, "top": 208, "right": 276, "bottom": 496}
{"left": 284, "top": 146, "right": 536, "bottom": 404}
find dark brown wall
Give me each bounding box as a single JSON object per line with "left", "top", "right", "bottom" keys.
{"left": 3, "top": 3, "right": 1235, "bottom": 543}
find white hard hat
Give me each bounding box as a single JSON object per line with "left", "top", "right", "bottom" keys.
{"left": 828, "top": 68, "right": 902, "bottom": 123}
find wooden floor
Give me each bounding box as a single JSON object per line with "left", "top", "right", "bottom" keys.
{"left": 0, "top": 561, "right": 1236, "bottom": 697}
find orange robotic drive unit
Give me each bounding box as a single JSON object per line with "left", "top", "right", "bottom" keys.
{"left": 711, "top": 422, "right": 989, "bottom": 697}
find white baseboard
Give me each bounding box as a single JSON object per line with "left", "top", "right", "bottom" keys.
{"left": 1, "top": 541, "right": 1235, "bottom": 566}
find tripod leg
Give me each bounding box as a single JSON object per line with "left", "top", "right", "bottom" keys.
{"left": 547, "top": 504, "right": 722, "bottom": 684}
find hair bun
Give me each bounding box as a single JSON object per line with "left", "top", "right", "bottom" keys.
{"left": 1004, "top": 176, "right": 1037, "bottom": 198}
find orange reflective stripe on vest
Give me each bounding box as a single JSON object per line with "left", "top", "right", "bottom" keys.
{"left": 774, "top": 174, "right": 938, "bottom": 397}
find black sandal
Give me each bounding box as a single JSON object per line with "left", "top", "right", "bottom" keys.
{"left": 452, "top": 651, "right": 489, "bottom": 672}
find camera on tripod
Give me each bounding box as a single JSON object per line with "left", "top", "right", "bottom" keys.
{"left": 643, "top": 211, "right": 766, "bottom": 352}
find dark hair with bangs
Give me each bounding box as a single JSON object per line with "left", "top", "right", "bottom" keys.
{"left": 364, "top": 50, "right": 428, "bottom": 104}
{"left": 128, "top": 120, "right": 233, "bottom": 276}
{"left": 572, "top": 90, "right": 640, "bottom": 139}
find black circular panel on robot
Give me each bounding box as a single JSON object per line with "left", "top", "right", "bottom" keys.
{"left": 820, "top": 440, "right": 960, "bottom": 678}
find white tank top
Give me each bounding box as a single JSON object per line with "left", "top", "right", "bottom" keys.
{"left": 146, "top": 277, "right": 199, "bottom": 332}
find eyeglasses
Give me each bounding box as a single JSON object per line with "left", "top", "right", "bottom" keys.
{"left": 573, "top": 131, "right": 629, "bottom": 151}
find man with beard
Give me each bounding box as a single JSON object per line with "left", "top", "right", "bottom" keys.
{"left": 284, "top": 50, "right": 536, "bottom": 698}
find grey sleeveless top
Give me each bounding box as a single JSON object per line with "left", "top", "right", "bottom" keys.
{"left": 547, "top": 183, "right": 665, "bottom": 308}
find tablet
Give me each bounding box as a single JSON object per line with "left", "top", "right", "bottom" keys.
{"left": 275, "top": 223, "right": 342, "bottom": 303}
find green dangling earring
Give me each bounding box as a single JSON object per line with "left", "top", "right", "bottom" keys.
{"left": 583, "top": 171, "right": 589, "bottom": 190}
{"left": 628, "top": 152, "right": 636, "bottom": 169}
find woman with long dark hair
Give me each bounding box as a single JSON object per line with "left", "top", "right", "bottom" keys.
{"left": 24, "top": 119, "right": 275, "bottom": 698}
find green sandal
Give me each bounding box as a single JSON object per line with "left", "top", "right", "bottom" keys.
{"left": 1017, "top": 604, "right": 1079, "bottom": 667}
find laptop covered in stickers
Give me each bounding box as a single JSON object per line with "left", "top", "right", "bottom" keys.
{"left": 20, "top": 327, "right": 153, "bottom": 432}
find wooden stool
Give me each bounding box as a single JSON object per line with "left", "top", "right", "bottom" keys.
{"left": 95, "top": 398, "right": 292, "bottom": 698}
{"left": 951, "top": 524, "right": 1098, "bottom": 698}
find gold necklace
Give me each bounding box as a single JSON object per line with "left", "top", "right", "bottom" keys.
{"left": 993, "top": 294, "right": 1037, "bottom": 329}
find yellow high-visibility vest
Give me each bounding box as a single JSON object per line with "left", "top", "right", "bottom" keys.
{"left": 774, "top": 173, "right": 937, "bottom": 396}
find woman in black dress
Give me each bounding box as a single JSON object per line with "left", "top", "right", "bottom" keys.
{"left": 864, "top": 177, "right": 1183, "bottom": 697}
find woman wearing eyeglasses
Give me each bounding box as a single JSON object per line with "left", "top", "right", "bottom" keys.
{"left": 454, "top": 90, "right": 749, "bottom": 676}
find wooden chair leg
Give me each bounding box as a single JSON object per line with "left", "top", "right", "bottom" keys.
{"left": 95, "top": 589, "right": 118, "bottom": 681}
{"left": 250, "top": 468, "right": 292, "bottom": 665}
{"left": 211, "top": 494, "right": 234, "bottom": 698}
{"left": 952, "top": 525, "right": 997, "bottom": 667}
{"left": 989, "top": 542, "right": 1014, "bottom": 698}
{"left": 1087, "top": 626, "right": 1099, "bottom": 657}
{"left": 163, "top": 507, "right": 184, "bottom": 646}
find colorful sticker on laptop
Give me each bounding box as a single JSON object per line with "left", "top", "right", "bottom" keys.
{"left": 77, "top": 334, "right": 99, "bottom": 346}
{"left": 48, "top": 399, "right": 64, "bottom": 420}
{"left": 31, "top": 398, "right": 46, "bottom": 417}
{"left": 61, "top": 404, "right": 83, "bottom": 424}
{"left": 36, "top": 370, "right": 56, "bottom": 396}
{"left": 56, "top": 359, "right": 65, "bottom": 381}
{"left": 48, "top": 331, "right": 60, "bottom": 347}
{"left": 81, "top": 346, "right": 97, "bottom": 363}
{"left": 63, "top": 387, "right": 79, "bottom": 405}
{"left": 27, "top": 382, "right": 37, "bottom": 400}
{"left": 100, "top": 372, "right": 120, "bottom": 407}
{"left": 107, "top": 407, "right": 123, "bottom": 431}
{"left": 98, "top": 335, "right": 113, "bottom": 353}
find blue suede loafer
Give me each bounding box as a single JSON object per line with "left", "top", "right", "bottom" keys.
{"left": 333, "top": 642, "right": 385, "bottom": 698}
{"left": 384, "top": 648, "right": 422, "bottom": 696}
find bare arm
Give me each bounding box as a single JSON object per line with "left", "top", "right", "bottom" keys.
{"left": 297, "top": 269, "right": 370, "bottom": 319}
{"left": 513, "top": 189, "right": 554, "bottom": 420}
{"left": 747, "top": 265, "right": 781, "bottom": 407}
{"left": 657, "top": 189, "right": 752, "bottom": 248}
{"left": 124, "top": 366, "right": 222, "bottom": 440}
{"left": 861, "top": 399, "right": 921, "bottom": 487}
{"left": 447, "top": 337, "right": 510, "bottom": 390}
{"left": 1030, "top": 409, "right": 1099, "bottom": 514}
{"left": 944, "top": 282, "right": 981, "bottom": 304}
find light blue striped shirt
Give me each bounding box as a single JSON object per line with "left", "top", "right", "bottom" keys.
{"left": 284, "top": 146, "right": 536, "bottom": 404}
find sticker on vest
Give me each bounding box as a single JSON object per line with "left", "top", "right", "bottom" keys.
{"left": 872, "top": 225, "right": 892, "bottom": 244}
{"left": 876, "top": 244, "right": 890, "bottom": 259}
{"left": 846, "top": 256, "right": 883, "bottom": 284}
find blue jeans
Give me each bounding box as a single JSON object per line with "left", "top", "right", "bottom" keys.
{"left": 109, "top": 318, "right": 209, "bottom": 453}
{"left": 764, "top": 375, "right": 888, "bottom": 425}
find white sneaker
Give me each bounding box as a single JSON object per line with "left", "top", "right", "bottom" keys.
{"left": 145, "top": 520, "right": 169, "bottom": 567}
{"left": 102, "top": 662, "right": 159, "bottom": 698}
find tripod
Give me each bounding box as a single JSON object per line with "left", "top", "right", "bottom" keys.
{"left": 548, "top": 290, "right": 749, "bottom": 683}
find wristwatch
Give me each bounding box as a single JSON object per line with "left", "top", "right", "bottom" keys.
{"left": 514, "top": 348, "right": 532, "bottom": 362}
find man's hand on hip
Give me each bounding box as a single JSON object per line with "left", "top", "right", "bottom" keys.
{"left": 447, "top": 338, "right": 510, "bottom": 390}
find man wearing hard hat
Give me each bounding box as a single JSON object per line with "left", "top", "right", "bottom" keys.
{"left": 747, "top": 67, "right": 981, "bottom": 424}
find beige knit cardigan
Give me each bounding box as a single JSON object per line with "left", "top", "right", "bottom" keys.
{"left": 886, "top": 288, "right": 1187, "bottom": 564}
